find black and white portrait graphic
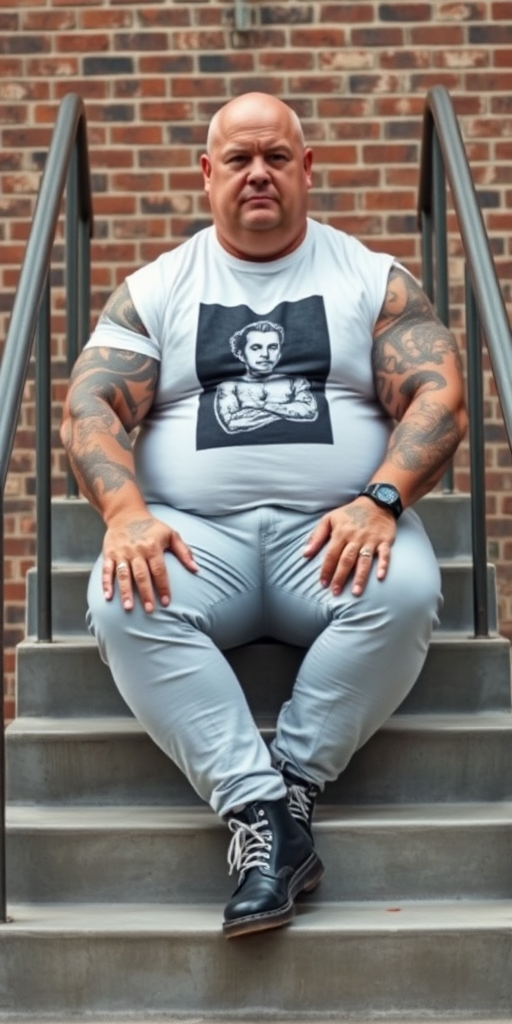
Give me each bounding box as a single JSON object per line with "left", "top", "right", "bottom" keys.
{"left": 196, "top": 296, "right": 333, "bottom": 449}
{"left": 215, "top": 319, "right": 318, "bottom": 434}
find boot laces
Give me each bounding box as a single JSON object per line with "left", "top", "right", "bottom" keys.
{"left": 287, "top": 782, "right": 315, "bottom": 827}
{"left": 227, "top": 812, "right": 272, "bottom": 879}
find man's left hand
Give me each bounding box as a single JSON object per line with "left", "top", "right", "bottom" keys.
{"left": 303, "top": 499, "right": 397, "bottom": 596}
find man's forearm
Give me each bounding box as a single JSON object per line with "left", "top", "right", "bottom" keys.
{"left": 370, "top": 394, "right": 466, "bottom": 507}
{"left": 61, "top": 403, "right": 149, "bottom": 525}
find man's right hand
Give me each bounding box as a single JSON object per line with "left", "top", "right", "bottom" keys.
{"left": 101, "top": 512, "right": 199, "bottom": 613}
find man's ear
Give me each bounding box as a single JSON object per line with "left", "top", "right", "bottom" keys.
{"left": 200, "top": 153, "right": 212, "bottom": 193}
{"left": 303, "top": 148, "right": 313, "bottom": 190}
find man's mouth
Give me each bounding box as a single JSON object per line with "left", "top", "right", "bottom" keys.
{"left": 243, "top": 194, "right": 277, "bottom": 204}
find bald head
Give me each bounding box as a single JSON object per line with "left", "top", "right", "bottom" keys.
{"left": 200, "top": 91, "right": 313, "bottom": 261}
{"left": 206, "top": 93, "right": 305, "bottom": 154}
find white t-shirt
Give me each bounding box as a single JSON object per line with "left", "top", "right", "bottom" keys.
{"left": 86, "top": 218, "right": 395, "bottom": 515}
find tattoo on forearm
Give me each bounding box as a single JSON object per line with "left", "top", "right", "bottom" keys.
{"left": 99, "top": 281, "right": 150, "bottom": 337}
{"left": 68, "top": 445, "right": 136, "bottom": 502}
{"left": 387, "top": 397, "right": 463, "bottom": 477}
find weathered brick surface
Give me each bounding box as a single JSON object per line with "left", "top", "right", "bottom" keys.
{"left": 1, "top": 0, "right": 512, "bottom": 714}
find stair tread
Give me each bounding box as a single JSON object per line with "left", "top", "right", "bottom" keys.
{"left": 7, "top": 801, "right": 512, "bottom": 830}
{"left": 8, "top": 710, "right": 512, "bottom": 737}
{"left": 17, "top": 631, "right": 510, "bottom": 648}
{"left": 4, "top": 899, "right": 512, "bottom": 934}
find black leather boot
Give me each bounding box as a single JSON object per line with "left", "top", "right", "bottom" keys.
{"left": 281, "top": 764, "right": 320, "bottom": 841}
{"left": 223, "top": 797, "right": 324, "bottom": 938}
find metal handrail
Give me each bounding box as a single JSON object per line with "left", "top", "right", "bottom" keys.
{"left": 0, "top": 93, "right": 93, "bottom": 922}
{"left": 418, "top": 85, "right": 512, "bottom": 637}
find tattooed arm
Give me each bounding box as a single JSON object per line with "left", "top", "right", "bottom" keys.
{"left": 369, "top": 264, "right": 467, "bottom": 503}
{"left": 304, "top": 265, "right": 467, "bottom": 597}
{"left": 61, "top": 282, "right": 197, "bottom": 612}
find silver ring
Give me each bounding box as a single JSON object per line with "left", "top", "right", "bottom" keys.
{"left": 359, "top": 547, "right": 372, "bottom": 558}
{"left": 116, "top": 561, "right": 129, "bottom": 573}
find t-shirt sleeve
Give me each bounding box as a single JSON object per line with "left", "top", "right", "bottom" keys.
{"left": 84, "top": 260, "right": 163, "bottom": 361}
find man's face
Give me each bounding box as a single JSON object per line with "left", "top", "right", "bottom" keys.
{"left": 201, "top": 94, "right": 313, "bottom": 261}
{"left": 242, "top": 330, "right": 281, "bottom": 376}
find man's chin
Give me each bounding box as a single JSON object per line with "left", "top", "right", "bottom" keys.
{"left": 240, "top": 210, "right": 281, "bottom": 232}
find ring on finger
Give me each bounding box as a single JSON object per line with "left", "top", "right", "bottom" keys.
{"left": 116, "top": 561, "right": 129, "bottom": 573}
{"left": 359, "top": 547, "right": 373, "bottom": 558}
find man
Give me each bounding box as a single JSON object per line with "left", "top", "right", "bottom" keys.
{"left": 215, "top": 319, "right": 318, "bottom": 433}
{"left": 61, "top": 93, "right": 467, "bottom": 939}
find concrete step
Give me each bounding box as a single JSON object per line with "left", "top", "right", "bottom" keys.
{"left": 50, "top": 492, "right": 473, "bottom": 563}
{"left": 15, "top": 632, "right": 512, "bottom": 719}
{"left": 2, "top": 900, "right": 512, "bottom": 1016}
{"left": 6, "top": 802, "right": 512, "bottom": 904}
{"left": 7, "top": 713, "right": 512, "bottom": 806}
{"left": 25, "top": 560, "right": 498, "bottom": 636}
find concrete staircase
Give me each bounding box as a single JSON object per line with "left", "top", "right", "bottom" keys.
{"left": 3, "top": 494, "right": 512, "bottom": 1018}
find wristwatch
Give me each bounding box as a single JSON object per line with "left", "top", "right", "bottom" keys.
{"left": 357, "top": 483, "right": 403, "bottom": 520}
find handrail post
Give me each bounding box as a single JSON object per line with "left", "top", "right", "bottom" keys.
{"left": 0, "top": 514, "right": 6, "bottom": 922}
{"left": 465, "top": 266, "right": 489, "bottom": 637}
{"left": 432, "top": 130, "right": 454, "bottom": 493}
{"left": 66, "top": 145, "right": 80, "bottom": 498}
{"left": 420, "top": 209, "right": 434, "bottom": 304}
{"left": 36, "top": 276, "right": 53, "bottom": 642}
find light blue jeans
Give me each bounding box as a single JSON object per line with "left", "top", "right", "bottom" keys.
{"left": 87, "top": 504, "right": 441, "bottom": 817}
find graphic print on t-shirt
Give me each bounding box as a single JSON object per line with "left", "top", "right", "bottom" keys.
{"left": 196, "top": 296, "right": 333, "bottom": 449}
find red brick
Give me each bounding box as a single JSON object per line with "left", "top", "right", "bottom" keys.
{"left": 379, "top": 3, "right": 431, "bottom": 19}
{"left": 140, "top": 101, "right": 193, "bottom": 121}
{"left": 111, "top": 172, "right": 165, "bottom": 192}
{"left": 466, "top": 71, "right": 512, "bottom": 90}
{"left": 363, "top": 189, "right": 417, "bottom": 210}
{"left": 318, "top": 98, "right": 372, "bottom": 118}
{"left": 173, "top": 30, "right": 225, "bottom": 50}
{"left": 56, "top": 32, "right": 110, "bottom": 52}
{"left": 410, "top": 25, "right": 464, "bottom": 45}
{"left": 362, "top": 143, "right": 419, "bottom": 164}
{"left": 26, "top": 57, "right": 79, "bottom": 76}
{"left": 493, "top": 49, "right": 512, "bottom": 68}
{"left": 110, "top": 126, "right": 163, "bottom": 145}
{"left": 380, "top": 50, "right": 431, "bottom": 70}
{"left": 171, "top": 77, "right": 227, "bottom": 98}
{"left": 327, "top": 168, "right": 380, "bottom": 188}
{"left": 290, "top": 27, "right": 346, "bottom": 46}
{"left": 351, "top": 26, "right": 404, "bottom": 46}
{"left": 54, "top": 79, "right": 109, "bottom": 100}
{"left": 22, "top": 10, "right": 76, "bottom": 29}
{"left": 260, "top": 51, "right": 315, "bottom": 71}
{"left": 113, "top": 78, "right": 167, "bottom": 98}
{"left": 137, "top": 8, "right": 191, "bottom": 27}
{"left": 81, "top": 9, "right": 133, "bottom": 28}
{"left": 320, "top": 4, "right": 374, "bottom": 20}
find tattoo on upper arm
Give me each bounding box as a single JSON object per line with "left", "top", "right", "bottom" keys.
{"left": 372, "top": 266, "right": 463, "bottom": 418}
{"left": 99, "top": 281, "right": 150, "bottom": 338}
{"left": 69, "top": 347, "right": 159, "bottom": 432}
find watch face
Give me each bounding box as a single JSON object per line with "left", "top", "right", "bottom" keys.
{"left": 375, "top": 485, "right": 399, "bottom": 503}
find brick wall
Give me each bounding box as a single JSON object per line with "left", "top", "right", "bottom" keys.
{"left": 1, "top": 0, "right": 512, "bottom": 717}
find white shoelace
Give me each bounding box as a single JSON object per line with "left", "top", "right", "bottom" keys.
{"left": 287, "top": 783, "right": 314, "bottom": 827}
{"left": 227, "top": 815, "right": 272, "bottom": 878}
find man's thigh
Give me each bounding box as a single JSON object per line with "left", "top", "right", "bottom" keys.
{"left": 88, "top": 503, "right": 267, "bottom": 650}
{"left": 263, "top": 506, "right": 441, "bottom": 645}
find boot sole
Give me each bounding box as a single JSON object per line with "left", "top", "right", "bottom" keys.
{"left": 223, "top": 849, "right": 324, "bottom": 939}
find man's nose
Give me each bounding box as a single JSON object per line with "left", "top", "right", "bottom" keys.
{"left": 247, "top": 156, "right": 270, "bottom": 183}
